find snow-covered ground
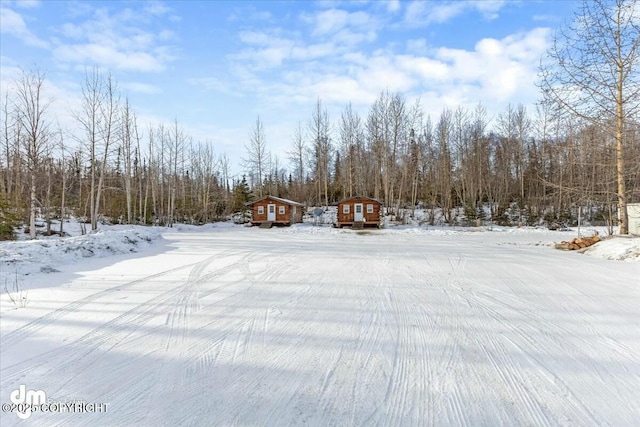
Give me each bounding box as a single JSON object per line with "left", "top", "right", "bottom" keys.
{"left": 1, "top": 222, "right": 639, "bottom": 426}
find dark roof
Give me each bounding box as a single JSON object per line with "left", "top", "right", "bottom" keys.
{"left": 246, "top": 195, "right": 304, "bottom": 206}
{"left": 338, "top": 196, "right": 382, "bottom": 204}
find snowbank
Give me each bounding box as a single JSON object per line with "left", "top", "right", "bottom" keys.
{"left": 274, "top": 223, "right": 640, "bottom": 261}
{"left": 583, "top": 236, "right": 640, "bottom": 261}
{"left": 0, "top": 226, "right": 166, "bottom": 283}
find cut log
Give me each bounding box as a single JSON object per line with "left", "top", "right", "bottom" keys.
{"left": 555, "top": 233, "right": 603, "bottom": 250}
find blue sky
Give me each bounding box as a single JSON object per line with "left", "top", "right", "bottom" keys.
{"left": 1, "top": 0, "right": 578, "bottom": 176}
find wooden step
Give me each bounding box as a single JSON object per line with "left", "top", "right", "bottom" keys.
{"left": 352, "top": 221, "right": 364, "bottom": 230}
{"left": 259, "top": 221, "right": 273, "bottom": 229}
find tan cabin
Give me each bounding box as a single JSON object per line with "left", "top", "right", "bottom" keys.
{"left": 336, "top": 196, "right": 382, "bottom": 228}
{"left": 247, "top": 196, "right": 304, "bottom": 227}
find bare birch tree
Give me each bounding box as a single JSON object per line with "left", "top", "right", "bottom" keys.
{"left": 288, "top": 122, "right": 306, "bottom": 201}
{"left": 120, "top": 99, "right": 135, "bottom": 224}
{"left": 74, "top": 68, "right": 120, "bottom": 231}
{"left": 243, "top": 116, "right": 268, "bottom": 197}
{"left": 309, "top": 99, "right": 332, "bottom": 207}
{"left": 14, "top": 68, "right": 51, "bottom": 239}
{"left": 540, "top": 0, "right": 640, "bottom": 234}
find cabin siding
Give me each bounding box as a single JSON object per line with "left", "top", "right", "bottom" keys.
{"left": 248, "top": 196, "right": 303, "bottom": 226}
{"left": 336, "top": 197, "right": 382, "bottom": 228}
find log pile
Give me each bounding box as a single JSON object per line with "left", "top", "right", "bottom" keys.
{"left": 555, "top": 235, "right": 601, "bottom": 251}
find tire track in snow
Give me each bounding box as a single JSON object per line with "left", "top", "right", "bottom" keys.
{"left": 0, "top": 258, "right": 213, "bottom": 352}
{"left": 143, "top": 248, "right": 341, "bottom": 426}
{"left": 460, "top": 258, "right": 640, "bottom": 420}
{"left": 346, "top": 261, "right": 385, "bottom": 426}
{"left": 380, "top": 288, "right": 412, "bottom": 425}
{"left": 0, "top": 252, "right": 246, "bottom": 385}
{"left": 499, "top": 263, "right": 640, "bottom": 366}
{"left": 360, "top": 253, "right": 437, "bottom": 426}
{"left": 427, "top": 288, "right": 465, "bottom": 426}
{"left": 130, "top": 254, "right": 302, "bottom": 425}
{"left": 55, "top": 249, "right": 263, "bottom": 426}
{"left": 97, "top": 252, "right": 269, "bottom": 422}
{"left": 444, "top": 256, "right": 605, "bottom": 426}
{"left": 414, "top": 250, "right": 470, "bottom": 427}
{"left": 462, "top": 285, "right": 631, "bottom": 425}
{"left": 442, "top": 252, "right": 554, "bottom": 426}
{"left": 180, "top": 261, "right": 326, "bottom": 425}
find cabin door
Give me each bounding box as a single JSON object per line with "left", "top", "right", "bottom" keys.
{"left": 354, "top": 203, "right": 364, "bottom": 221}
{"left": 267, "top": 204, "right": 276, "bottom": 221}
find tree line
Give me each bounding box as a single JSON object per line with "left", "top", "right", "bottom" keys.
{"left": 1, "top": 68, "right": 231, "bottom": 239}
{"left": 245, "top": 95, "right": 639, "bottom": 229}
{"left": 1, "top": 0, "right": 638, "bottom": 239}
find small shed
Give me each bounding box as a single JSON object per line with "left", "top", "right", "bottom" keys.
{"left": 336, "top": 196, "right": 382, "bottom": 228}
{"left": 247, "top": 196, "right": 304, "bottom": 227}
{"left": 628, "top": 203, "right": 640, "bottom": 236}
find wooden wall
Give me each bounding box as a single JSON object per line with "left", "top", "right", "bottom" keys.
{"left": 336, "top": 197, "right": 381, "bottom": 227}
{"left": 250, "top": 198, "right": 302, "bottom": 225}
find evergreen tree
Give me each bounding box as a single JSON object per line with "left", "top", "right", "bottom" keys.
{"left": 0, "top": 195, "right": 19, "bottom": 240}
{"left": 231, "top": 175, "right": 252, "bottom": 212}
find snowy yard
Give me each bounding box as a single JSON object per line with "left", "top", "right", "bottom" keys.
{"left": 1, "top": 224, "right": 639, "bottom": 426}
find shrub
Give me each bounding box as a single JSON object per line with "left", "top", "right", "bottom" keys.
{"left": 0, "top": 196, "right": 19, "bottom": 240}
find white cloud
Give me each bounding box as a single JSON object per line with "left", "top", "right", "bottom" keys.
{"left": 238, "top": 30, "right": 274, "bottom": 46}
{"left": 356, "top": 54, "right": 417, "bottom": 94}
{"left": 308, "top": 8, "right": 376, "bottom": 38}
{"left": 227, "top": 7, "right": 272, "bottom": 24}
{"left": 474, "top": 0, "right": 507, "bottom": 20}
{"left": 429, "top": 27, "right": 551, "bottom": 104}
{"left": 386, "top": 0, "right": 401, "bottom": 13}
{"left": 54, "top": 43, "right": 168, "bottom": 72}
{"left": 406, "top": 38, "right": 429, "bottom": 55}
{"left": 50, "top": 5, "right": 176, "bottom": 72}
{"left": 13, "top": 0, "right": 41, "bottom": 8}
{"left": 144, "top": 1, "right": 170, "bottom": 16}
{"left": 226, "top": 25, "right": 552, "bottom": 129}
{"left": 405, "top": 0, "right": 507, "bottom": 27}
{"left": 0, "top": 7, "right": 49, "bottom": 48}
{"left": 332, "top": 28, "right": 377, "bottom": 45}
{"left": 396, "top": 55, "right": 449, "bottom": 81}
{"left": 233, "top": 9, "right": 378, "bottom": 72}
{"left": 311, "top": 74, "right": 377, "bottom": 105}
{"left": 475, "top": 38, "right": 503, "bottom": 57}
{"left": 291, "top": 42, "right": 336, "bottom": 60}
{"left": 310, "top": 8, "right": 349, "bottom": 36}
{"left": 234, "top": 30, "right": 347, "bottom": 70}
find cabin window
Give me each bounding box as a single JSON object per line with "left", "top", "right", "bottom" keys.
{"left": 343, "top": 204, "right": 350, "bottom": 214}
{"left": 367, "top": 204, "right": 374, "bottom": 213}
{"left": 279, "top": 206, "right": 285, "bottom": 214}
{"left": 258, "top": 206, "right": 264, "bottom": 215}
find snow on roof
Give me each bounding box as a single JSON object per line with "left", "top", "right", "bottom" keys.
{"left": 338, "top": 196, "right": 382, "bottom": 204}
{"left": 247, "top": 195, "right": 304, "bottom": 206}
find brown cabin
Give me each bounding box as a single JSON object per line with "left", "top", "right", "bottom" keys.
{"left": 247, "top": 196, "right": 304, "bottom": 226}
{"left": 335, "top": 196, "right": 382, "bottom": 228}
